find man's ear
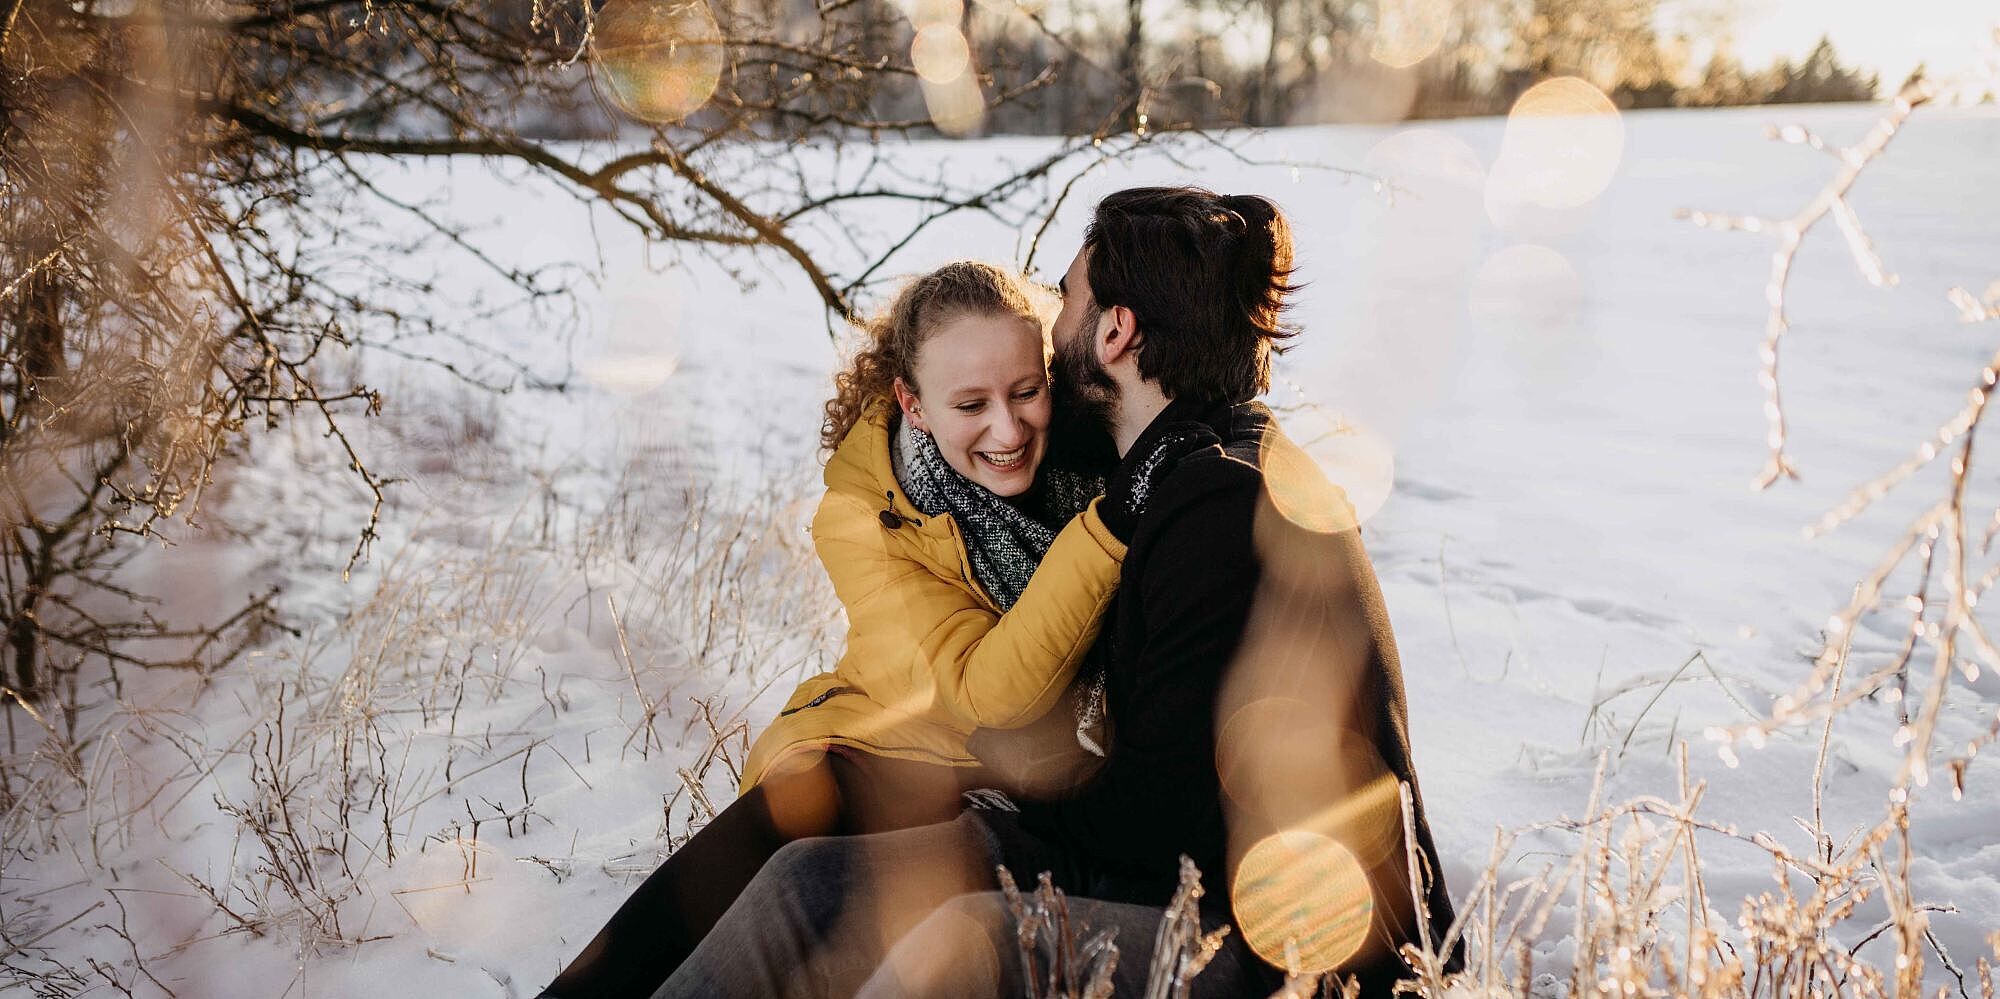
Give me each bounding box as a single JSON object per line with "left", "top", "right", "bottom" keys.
{"left": 892, "top": 377, "right": 927, "bottom": 433}
{"left": 1099, "top": 305, "right": 1143, "bottom": 367}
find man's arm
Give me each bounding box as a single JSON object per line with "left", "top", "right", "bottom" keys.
{"left": 1027, "top": 469, "right": 1261, "bottom": 883}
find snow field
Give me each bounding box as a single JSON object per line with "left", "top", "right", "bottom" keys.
{"left": 4, "top": 102, "right": 1998, "bottom": 995}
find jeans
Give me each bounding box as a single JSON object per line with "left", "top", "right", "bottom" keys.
{"left": 650, "top": 812, "right": 1275, "bottom": 999}
{"left": 857, "top": 889, "right": 1273, "bottom": 999}
{"left": 542, "top": 751, "right": 974, "bottom": 999}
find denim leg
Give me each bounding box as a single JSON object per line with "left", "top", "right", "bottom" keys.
{"left": 855, "top": 891, "right": 1274, "bottom": 999}
{"left": 651, "top": 814, "right": 997, "bottom": 999}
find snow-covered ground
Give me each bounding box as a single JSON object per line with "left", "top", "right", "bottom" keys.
{"left": 5, "top": 102, "right": 1998, "bottom": 997}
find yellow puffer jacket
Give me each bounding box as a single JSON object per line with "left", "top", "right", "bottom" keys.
{"left": 741, "top": 399, "right": 1127, "bottom": 790}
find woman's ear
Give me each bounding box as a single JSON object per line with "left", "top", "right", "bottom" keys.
{"left": 892, "top": 377, "right": 928, "bottom": 433}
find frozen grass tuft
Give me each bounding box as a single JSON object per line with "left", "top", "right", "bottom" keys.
{"left": 0, "top": 427, "right": 833, "bottom": 994}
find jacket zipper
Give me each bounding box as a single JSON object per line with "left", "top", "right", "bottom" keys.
{"left": 778, "top": 685, "right": 862, "bottom": 716}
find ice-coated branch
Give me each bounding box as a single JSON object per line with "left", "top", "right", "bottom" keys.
{"left": 1676, "top": 76, "right": 1939, "bottom": 489}
{"left": 1682, "top": 36, "right": 2000, "bottom": 808}
{"left": 998, "top": 865, "right": 1121, "bottom": 999}
{"left": 1142, "top": 856, "right": 1228, "bottom": 999}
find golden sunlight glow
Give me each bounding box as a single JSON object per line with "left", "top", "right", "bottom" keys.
{"left": 911, "top": 24, "right": 972, "bottom": 84}
{"left": 1257, "top": 433, "right": 1362, "bottom": 535}
{"left": 906, "top": 0, "right": 964, "bottom": 26}
{"left": 1231, "top": 830, "right": 1374, "bottom": 973}
{"left": 393, "top": 835, "right": 502, "bottom": 927}
{"left": 1368, "top": 0, "right": 1451, "bottom": 69}
{"left": 1217, "top": 696, "right": 1339, "bottom": 816}
{"left": 1298, "top": 60, "right": 1420, "bottom": 124}
{"left": 1484, "top": 76, "right": 1624, "bottom": 224}
{"left": 921, "top": 71, "right": 986, "bottom": 136}
{"left": 1302, "top": 419, "right": 1395, "bottom": 530}
{"left": 590, "top": 0, "right": 726, "bottom": 125}
{"left": 1289, "top": 769, "right": 1405, "bottom": 870}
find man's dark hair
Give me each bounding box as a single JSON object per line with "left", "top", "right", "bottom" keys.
{"left": 1084, "top": 186, "right": 1299, "bottom": 403}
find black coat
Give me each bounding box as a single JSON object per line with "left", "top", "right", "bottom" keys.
{"left": 1007, "top": 396, "right": 1462, "bottom": 992}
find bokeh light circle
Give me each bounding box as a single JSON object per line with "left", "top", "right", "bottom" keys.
{"left": 1231, "top": 830, "right": 1374, "bottom": 973}
{"left": 908, "top": 0, "right": 964, "bottom": 25}
{"left": 1258, "top": 433, "right": 1364, "bottom": 535}
{"left": 911, "top": 24, "right": 971, "bottom": 84}
{"left": 1368, "top": 0, "right": 1450, "bottom": 69}
{"left": 1364, "top": 127, "right": 1486, "bottom": 191}
{"left": 1217, "top": 697, "right": 1340, "bottom": 816}
{"left": 1468, "top": 243, "right": 1583, "bottom": 337}
{"left": 590, "top": 0, "right": 726, "bottom": 125}
{"left": 921, "top": 72, "right": 985, "bottom": 136}
{"left": 1304, "top": 420, "right": 1395, "bottom": 530}
{"left": 583, "top": 277, "right": 687, "bottom": 394}
{"left": 1484, "top": 76, "right": 1624, "bottom": 223}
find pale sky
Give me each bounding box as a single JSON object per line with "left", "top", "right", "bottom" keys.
{"left": 1725, "top": 0, "right": 1998, "bottom": 88}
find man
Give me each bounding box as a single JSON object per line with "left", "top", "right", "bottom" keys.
{"left": 652, "top": 187, "right": 1458, "bottom": 999}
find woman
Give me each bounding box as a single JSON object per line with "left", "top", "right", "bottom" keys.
{"left": 539, "top": 261, "right": 1128, "bottom": 999}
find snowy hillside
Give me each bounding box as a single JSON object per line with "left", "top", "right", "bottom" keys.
{"left": 5, "top": 102, "right": 1997, "bottom": 997}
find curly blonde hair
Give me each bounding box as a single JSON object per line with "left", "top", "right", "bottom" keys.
{"left": 821, "top": 261, "right": 1047, "bottom": 452}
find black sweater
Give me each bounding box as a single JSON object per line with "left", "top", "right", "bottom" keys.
{"left": 1011, "top": 397, "right": 1461, "bottom": 990}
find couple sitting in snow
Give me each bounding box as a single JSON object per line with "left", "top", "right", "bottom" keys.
{"left": 538, "top": 187, "right": 1460, "bottom": 999}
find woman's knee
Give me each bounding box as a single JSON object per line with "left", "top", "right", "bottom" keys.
{"left": 862, "top": 893, "right": 1014, "bottom": 999}
{"left": 916, "top": 891, "right": 1012, "bottom": 943}
{"left": 756, "top": 752, "right": 845, "bottom": 840}
{"left": 760, "top": 835, "right": 848, "bottom": 886}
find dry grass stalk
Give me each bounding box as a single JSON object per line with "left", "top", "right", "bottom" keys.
{"left": 998, "top": 865, "right": 1121, "bottom": 999}
{"left": 1678, "top": 57, "right": 2000, "bottom": 802}
{"left": 1367, "top": 743, "right": 1998, "bottom": 998}
{"left": 1325, "top": 66, "right": 2000, "bottom": 999}
{"left": 1, "top": 444, "right": 825, "bottom": 987}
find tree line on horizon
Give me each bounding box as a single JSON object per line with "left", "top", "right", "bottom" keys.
{"left": 959, "top": 0, "right": 1890, "bottom": 130}
{"left": 510, "top": 0, "right": 1895, "bottom": 139}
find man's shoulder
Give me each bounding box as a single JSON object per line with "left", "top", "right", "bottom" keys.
{"left": 1150, "top": 402, "right": 1356, "bottom": 537}
{"left": 1149, "top": 439, "right": 1260, "bottom": 523}
{"left": 1132, "top": 405, "right": 1269, "bottom": 546}
{"left": 1155, "top": 401, "right": 1281, "bottom": 506}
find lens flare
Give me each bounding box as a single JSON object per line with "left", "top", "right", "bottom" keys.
{"left": 393, "top": 835, "right": 504, "bottom": 927}
{"left": 1257, "top": 432, "right": 1363, "bottom": 535}
{"left": 1368, "top": 0, "right": 1450, "bottom": 69}
{"left": 584, "top": 281, "right": 686, "bottom": 394}
{"left": 921, "top": 71, "right": 986, "bottom": 136}
{"left": 911, "top": 24, "right": 971, "bottom": 84}
{"left": 1296, "top": 59, "right": 1420, "bottom": 124}
{"left": 580, "top": 354, "right": 680, "bottom": 394}
{"left": 1306, "top": 419, "right": 1395, "bottom": 529}
{"left": 907, "top": 0, "right": 964, "bottom": 25}
{"left": 1231, "top": 830, "right": 1374, "bottom": 973}
{"left": 1468, "top": 243, "right": 1583, "bottom": 338}
{"left": 1364, "top": 127, "right": 1485, "bottom": 190}
{"left": 1484, "top": 76, "right": 1624, "bottom": 225}
{"left": 590, "top": 0, "right": 725, "bottom": 125}
{"left": 1217, "top": 696, "right": 1339, "bottom": 816}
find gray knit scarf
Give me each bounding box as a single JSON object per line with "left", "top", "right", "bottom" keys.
{"left": 890, "top": 414, "right": 1100, "bottom": 610}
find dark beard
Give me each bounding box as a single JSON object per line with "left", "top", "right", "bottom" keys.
{"left": 1052, "top": 302, "right": 1119, "bottom": 435}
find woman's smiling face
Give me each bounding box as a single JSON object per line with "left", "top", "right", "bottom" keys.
{"left": 895, "top": 311, "right": 1052, "bottom": 497}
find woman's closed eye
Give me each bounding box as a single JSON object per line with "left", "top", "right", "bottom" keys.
{"left": 954, "top": 386, "right": 1041, "bottom": 413}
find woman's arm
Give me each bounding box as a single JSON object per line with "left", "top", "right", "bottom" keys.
{"left": 813, "top": 490, "right": 1124, "bottom": 732}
